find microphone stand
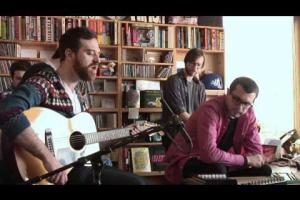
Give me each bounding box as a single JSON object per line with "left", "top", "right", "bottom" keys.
{"left": 160, "top": 93, "right": 193, "bottom": 150}
{"left": 21, "top": 126, "right": 162, "bottom": 185}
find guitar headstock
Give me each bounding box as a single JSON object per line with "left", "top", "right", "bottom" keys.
{"left": 134, "top": 120, "right": 159, "bottom": 131}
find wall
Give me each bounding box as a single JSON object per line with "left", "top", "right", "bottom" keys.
{"left": 223, "top": 16, "right": 294, "bottom": 140}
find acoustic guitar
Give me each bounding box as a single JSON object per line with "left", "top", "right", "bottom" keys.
{"left": 1, "top": 107, "right": 155, "bottom": 184}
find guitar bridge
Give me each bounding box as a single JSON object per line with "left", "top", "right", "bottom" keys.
{"left": 45, "top": 128, "right": 55, "bottom": 157}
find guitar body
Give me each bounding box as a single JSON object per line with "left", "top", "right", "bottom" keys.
{"left": 2, "top": 107, "right": 99, "bottom": 184}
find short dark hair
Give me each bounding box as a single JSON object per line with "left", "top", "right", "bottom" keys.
{"left": 9, "top": 60, "right": 31, "bottom": 77}
{"left": 230, "top": 77, "right": 259, "bottom": 97}
{"left": 52, "top": 27, "right": 97, "bottom": 61}
{"left": 184, "top": 48, "right": 205, "bottom": 68}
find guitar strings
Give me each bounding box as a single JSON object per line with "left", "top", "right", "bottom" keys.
{"left": 48, "top": 129, "right": 132, "bottom": 146}
{"left": 45, "top": 123, "right": 154, "bottom": 147}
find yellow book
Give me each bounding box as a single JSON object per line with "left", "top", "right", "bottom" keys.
{"left": 131, "top": 147, "right": 151, "bottom": 173}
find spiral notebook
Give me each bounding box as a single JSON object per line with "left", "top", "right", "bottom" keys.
{"left": 183, "top": 174, "right": 289, "bottom": 185}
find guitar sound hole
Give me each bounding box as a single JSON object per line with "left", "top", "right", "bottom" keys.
{"left": 70, "top": 131, "right": 86, "bottom": 151}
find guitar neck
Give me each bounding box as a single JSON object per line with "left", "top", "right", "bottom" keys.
{"left": 84, "top": 127, "right": 133, "bottom": 145}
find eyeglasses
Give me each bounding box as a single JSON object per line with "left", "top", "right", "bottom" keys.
{"left": 187, "top": 62, "right": 203, "bottom": 68}
{"left": 230, "top": 93, "right": 254, "bottom": 108}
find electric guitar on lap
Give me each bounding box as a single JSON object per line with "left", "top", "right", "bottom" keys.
{"left": 1, "top": 107, "right": 156, "bottom": 184}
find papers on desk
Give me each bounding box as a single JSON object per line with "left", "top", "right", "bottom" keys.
{"left": 273, "top": 172, "right": 300, "bottom": 185}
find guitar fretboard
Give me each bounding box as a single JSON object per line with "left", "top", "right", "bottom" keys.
{"left": 85, "top": 127, "right": 132, "bottom": 145}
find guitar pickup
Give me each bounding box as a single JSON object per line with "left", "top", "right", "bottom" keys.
{"left": 45, "top": 128, "right": 55, "bottom": 157}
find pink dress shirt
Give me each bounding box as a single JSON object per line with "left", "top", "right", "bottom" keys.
{"left": 164, "top": 95, "right": 262, "bottom": 184}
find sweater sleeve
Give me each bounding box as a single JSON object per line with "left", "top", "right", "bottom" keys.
{"left": 163, "top": 75, "right": 186, "bottom": 115}
{"left": 241, "top": 109, "right": 263, "bottom": 155}
{"left": 0, "top": 78, "right": 48, "bottom": 139}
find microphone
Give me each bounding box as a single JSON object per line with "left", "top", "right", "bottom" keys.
{"left": 160, "top": 90, "right": 193, "bottom": 149}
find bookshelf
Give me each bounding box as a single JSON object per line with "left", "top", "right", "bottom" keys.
{"left": 0, "top": 40, "right": 45, "bottom": 92}
{"left": 0, "top": 16, "right": 119, "bottom": 131}
{"left": 117, "top": 18, "right": 225, "bottom": 178}
{"left": 173, "top": 24, "right": 225, "bottom": 98}
{"left": 0, "top": 16, "right": 225, "bottom": 178}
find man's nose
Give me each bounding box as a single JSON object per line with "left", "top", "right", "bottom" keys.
{"left": 94, "top": 54, "right": 100, "bottom": 63}
{"left": 237, "top": 103, "right": 246, "bottom": 112}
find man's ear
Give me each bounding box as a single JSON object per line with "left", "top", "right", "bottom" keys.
{"left": 65, "top": 48, "right": 73, "bottom": 59}
{"left": 226, "top": 88, "right": 230, "bottom": 95}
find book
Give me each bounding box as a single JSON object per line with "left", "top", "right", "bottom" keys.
{"left": 140, "top": 90, "right": 161, "bottom": 108}
{"left": 100, "top": 96, "right": 115, "bottom": 108}
{"left": 103, "top": 80, "right": 116, "bottom": 92}
{"left": 149, "top": 146, "right": 168, "bottom": 171}
{"left": 122, "top": 48, "right": 143, "bottom": 62}
{"left": 105, "top": 113, "right": 117, "bottom": 128}
{"left": 131, "top": 147, "right": 151, "bottom": 173}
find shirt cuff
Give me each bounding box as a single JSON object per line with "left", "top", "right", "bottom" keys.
{"left": 4, "top": 113, "right": 30, "bottom": 139}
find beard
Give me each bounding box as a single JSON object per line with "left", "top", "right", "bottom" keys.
{"left": 185, "top": 68, "right": 195, "bottom": 77}
{"left": 185, "top": 68, "right": 200, "bottom": 83}
{"left": 73, "top": 58, "right": 98, "bottom": 81}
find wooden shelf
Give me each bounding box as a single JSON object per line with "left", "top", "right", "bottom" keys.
{"left": 135, "top": 171, "right": 165, "bottom": 176}
{"left": 203, "top": 50, "right": 225, "bottom": 53}
{"left": 0, "top": 56, "right": 45, "bottom": 61}
{"left": 175, "top": 48, "right": 224, "bottom": 53}
{"left": 122, "top": 108, "right": 162, "bottom": 113}
{"left": 100, "top": 60, "right": 118, "bottom": 63}
{"left": 122, "top": 46, "right": 173, "bottom": 51}
{"left": 51, "top": 16, "right": 115, "bottom": 23}
{"left": 99, "top": 44, "right": 118, "bottom": 48}
{"left": 88, "top": 92, "right": 118, "bottom": 95}
{"left": 206, "top": 89, "right": 225, "bottom": 96}
{"left": 87, "top": 108, "right": 118, "bottom": 112}
{"left": 120, "top": 20, "right": 173, "bottom": 27}
{"left": 122, "top": 77, "right": 167, "bottom": 81}
{"left": 121, "top": 61, "right": 172, "bottom": 66}
{"left": 174, "top": 24, "right": 224, "bottom": 30}
{"left": 0, "top": 74, "right": 10, "bottom": 77}
{"left": 95, "top": 76, "right": 118, "bottom": 79}
{"left": 0, "top": 39, "right": 58, "bottom": 48}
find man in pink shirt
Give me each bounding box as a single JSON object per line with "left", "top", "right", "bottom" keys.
{"left": 164, "top": 77, "right": 272, "bottom": 184}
